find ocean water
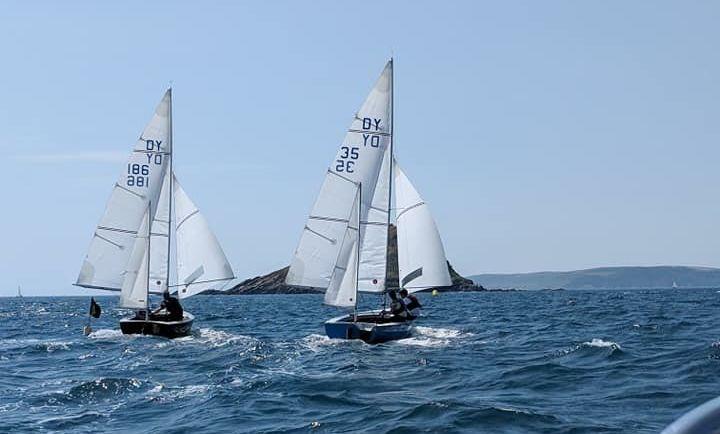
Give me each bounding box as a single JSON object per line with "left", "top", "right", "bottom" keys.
{"left": 2, "top": 289, "right": 720, "bottom": 433}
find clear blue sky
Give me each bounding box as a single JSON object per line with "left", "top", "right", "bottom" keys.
{"left": 1, "top": 1, "right": 719, "bottom": 296}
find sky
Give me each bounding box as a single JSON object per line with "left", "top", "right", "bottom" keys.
{"left": 1, "top": 1, "right": 719, "bottom": 296}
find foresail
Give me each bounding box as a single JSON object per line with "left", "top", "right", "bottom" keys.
{"left": 148, "top": 169, "right": 171, "bottom": 294}
{"left": 76, "top": 90, "right": 172, "bottom": 291}
{"left": 173, "top": 175, "right": 235, "bottom": 298}
{"left": 119, "top": 206, "right": 151, "bottom": 309}
{"left": 286, "top": 60, "right": 392, "bottom": 292}
{"left": 324, "top": 187, "right": 360, "bottom": 307}
{"left": 394, "top": 163, "right": 452, "bottom": 293}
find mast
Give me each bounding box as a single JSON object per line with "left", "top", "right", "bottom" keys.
{"left": 385, "top": 57, "right": 395, "bottom": 299}
{"left": 166, "top": 87, "right": 173, "bottom": 292}
{"left": 354, "top": 183, "right": 362, "bottom": 320}
{"left": 146, "top": 200, "right": 152, "bottom": 313}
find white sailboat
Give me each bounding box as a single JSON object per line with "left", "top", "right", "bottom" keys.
{"left": 286, "top": 60, "right": 452, "bottom": 343}
{"left": 75, "top": 89, "right": 235, "bottom": 338}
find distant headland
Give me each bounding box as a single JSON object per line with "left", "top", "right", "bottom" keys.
{"left": 470, "top": 266, "right": 720, "bottom": 291}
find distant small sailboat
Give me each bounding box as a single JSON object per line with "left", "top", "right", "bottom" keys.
{"left": 75, "top": 89, "right": 235, "bottom": 338}
{"left": 672, "top": 280, "right": 679, "bottom": 289}
{"left": 286, "top": 60, "right": 452, "bottom": 343}
{"left": 17, "top": 285, "right": 23, "bottom": 299}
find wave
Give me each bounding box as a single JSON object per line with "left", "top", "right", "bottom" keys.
{"left": 87, "top": 329, "right": 124, "bottom": 340}
{"left": 146, "top": 383, "right": 213, "bottom": 403}
{"left": 550, "top": 338, "right": 623, "bottom": 359}
{"left": 396, "top": 326, "right": 474, "bottom": 348}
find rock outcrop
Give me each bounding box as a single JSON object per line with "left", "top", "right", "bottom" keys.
{"left": 214, "top": 225, "right": 482, "bottom": 295}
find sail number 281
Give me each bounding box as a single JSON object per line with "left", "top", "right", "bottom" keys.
{"left": 336, "top": 146, "right": 359, "bottom": 173}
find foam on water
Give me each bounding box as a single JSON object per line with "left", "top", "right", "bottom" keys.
{"left": 2, "top": 291, "right": 717, "bottom": 433}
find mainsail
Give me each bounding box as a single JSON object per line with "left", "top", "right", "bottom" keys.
{"left": 77, "top": 89, "right": 234, "bottom": 308}
{"left": 287, "top": 60, "right": 393, "bottom": 294}
{"left": 76, "top": 90, "right": 171, "bottom": 291}
{"left": 173, "top": 175, "right": 235, "bottom": 298}
{"left": 394, "top": 163, "right": 452, "bottom": 293}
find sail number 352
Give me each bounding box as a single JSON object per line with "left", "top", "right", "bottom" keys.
{"left": 336, "top": 146, "right": 359, "bottom": 172}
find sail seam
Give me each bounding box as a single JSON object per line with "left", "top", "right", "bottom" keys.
{"left": 396, "top": 202, "right": 425, "bottom": 220}
{"left": 98, "top": 225, "right": 138, "bottom": 235}
{"left": 326, "top": 170, "right": 358, "bottom": 185}
{"left": 176, "top": 209, "right": 200, "bottom": 229}
{"left": 115, "top": 183, "right": 146, "bottom": 198}
{"left": 347, "top": 129, "right": 391, "bottom": 137}
{"left": 309, "top": 215, "right": 350, "bottom": 224}
{"left": 94, "top": 233, "right": 124, "bottom": 249}
{"left": 360, "top": 220, "right": 387, "bottom": 227}
{"left": 304, "top": 226, "right": 336, "bottom": 244}
{"left": 133, "top": 150, "right": 171, "bottom": 155}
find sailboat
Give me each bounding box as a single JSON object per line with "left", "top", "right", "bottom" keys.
{"left": 17, "top": 285, "right": 23, "bottom": 299}
{"left": 285, "top": 60, "right": 452, "bottom": 343}
{"left": 75, "top": 89, "right": 235, "bottom": 338}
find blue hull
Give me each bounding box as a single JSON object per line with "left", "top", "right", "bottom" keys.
{"left": 324, "top": 310, "right": 413, "bottom": 344}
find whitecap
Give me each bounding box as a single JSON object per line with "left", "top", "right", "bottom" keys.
{"left": 87, "top": 329, "right": 124, "bottom": 340}
{"left": 396, "top": 326, "right": 474, "bottom": 348}
{"left": 582, "top": 338, "right": 621, "bottom": 350}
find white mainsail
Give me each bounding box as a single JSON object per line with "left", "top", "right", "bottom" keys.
{"left": 287, "top": 60, "right": 393, "bottom": 293}
{"left": 394, "top": 163, "right": 452, "bottom": 293}
{"left": 77, "top": 89, "right": 234, "bottom": 308}
{"left": 324, "top": 186, "right": 361, "bottom": 307}
{"left": 173, "top": 176, "right": 235, "bottom": 299}
{"left": 76, "top": 90, "right": 171, "bottom": 291}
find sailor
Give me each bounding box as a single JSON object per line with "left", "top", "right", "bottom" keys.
{"left": 399, "top": 289, "right": 422, "bottom": 319}
{"left": 150, "top": 290, "right": 184, "bottom": 321}
{"left": 387, "top": 290, "right": 409, "bottom": 321}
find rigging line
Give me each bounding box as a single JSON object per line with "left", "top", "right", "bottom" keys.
{"left": 114, "top": 183, "right": 146, "bottom": 198}
{"left": 395, "top": 201, "right": 425, "bottom": 220}
{"left": 176, "top": 209, "right": 199, "bottom": 230}
{"left": 94, "top": 233, "right": 124, "bottom": 249}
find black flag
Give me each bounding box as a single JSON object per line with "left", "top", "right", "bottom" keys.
{"left": 89, "top": 297, "right": 102, "bottom": 318}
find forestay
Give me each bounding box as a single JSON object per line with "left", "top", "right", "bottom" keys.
{"left": 286, "top": 61, "right": 393, "bottom": 293}
{"left": 76, "top": 90, "right": 171, "bottom": 292}
{"left": 324, "top": 186, "right": 361, "bottom": 307}
{"left": 173, "top": 175, "right": 235, "bottom": 298}
{"left": 394, "top": 163, "right": 452, "bottom": 293}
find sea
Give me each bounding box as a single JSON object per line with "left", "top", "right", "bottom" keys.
{"left": 2, "top": 289, "right": 720, "bottom": 433}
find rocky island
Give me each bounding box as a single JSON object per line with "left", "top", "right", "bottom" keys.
{"left": 209, "top": 225, "right": 481, "bottom": 295}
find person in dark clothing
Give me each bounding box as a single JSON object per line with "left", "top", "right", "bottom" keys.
{"left": 383, "top": 290, "right": 409, "bottom": 321}
{"left": 399, "top": 289, "right": 422, "bottom": 319}
{"left": 150, "top": 290, "right": 184, "bottom": 321}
